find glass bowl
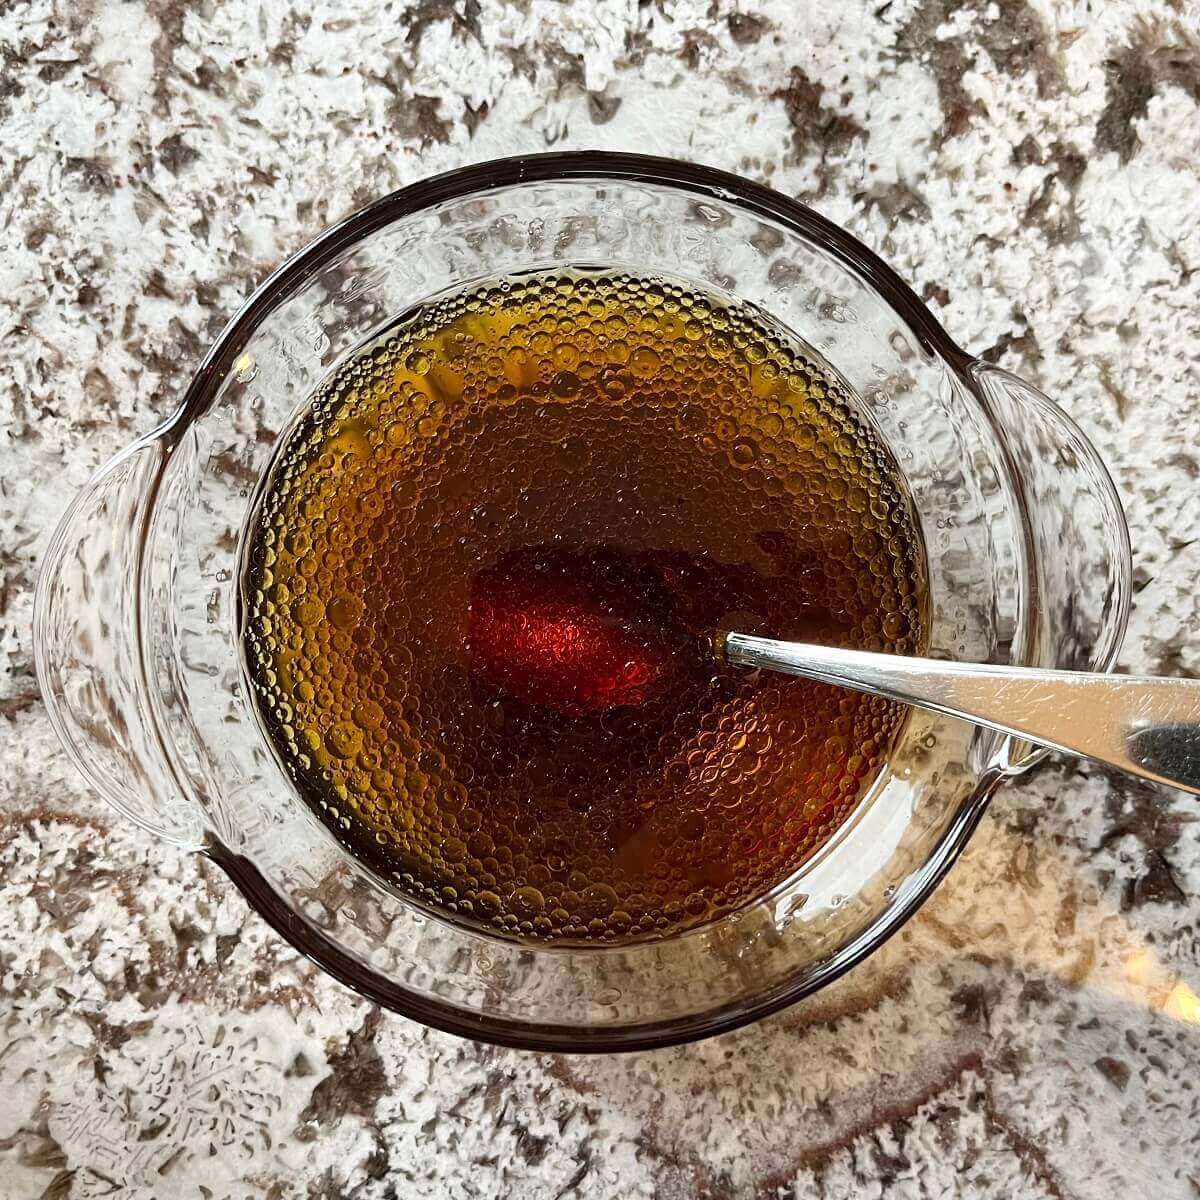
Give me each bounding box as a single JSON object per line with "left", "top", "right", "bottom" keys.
{"left": 34, "top": 153, "right": 1130, "bottom": 1051}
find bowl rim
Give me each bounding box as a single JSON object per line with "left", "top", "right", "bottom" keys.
{"left": 166, "top": 151, "right": 977, "bottom": 442}
{"left": 174, "top": 151, "right": 1124, "bottom": 1052}
{"left": 206, "top": 785, "right": 1002, "bottom": 1054}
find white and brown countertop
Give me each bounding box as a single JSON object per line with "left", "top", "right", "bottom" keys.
{"left": 2, "top": 2, "right": 1199, "bottom": 1196}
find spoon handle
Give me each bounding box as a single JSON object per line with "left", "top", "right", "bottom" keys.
{"left": 724, "top": 633, "right": 1200, "bottom": 797}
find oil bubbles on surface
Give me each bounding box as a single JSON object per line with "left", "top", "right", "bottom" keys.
{"left": 242, "top": 270, "right": 927, "bottom": 944}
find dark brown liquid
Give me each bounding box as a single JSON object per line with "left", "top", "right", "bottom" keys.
{"left": 241, "top": 270, "right": 927, "bottom": 944}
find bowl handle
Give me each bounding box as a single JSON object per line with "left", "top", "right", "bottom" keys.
{"left": 34, "top": 433, "right": 204, "bottom": 847}
{"left": 967, "top": 362, "right": 1133, "bottom": 771}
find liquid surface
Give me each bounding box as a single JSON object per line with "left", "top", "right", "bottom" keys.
{"left": 241, "top": 270, "right": 927, "bottom": 944}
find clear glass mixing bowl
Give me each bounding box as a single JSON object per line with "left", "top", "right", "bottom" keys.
{"left": 34, "top": 153, "right": 1130, "bottom": 1050}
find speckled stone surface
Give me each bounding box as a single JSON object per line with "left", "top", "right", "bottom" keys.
{"left": 3, "top": 2, "right": 1200, "bottom": 1196}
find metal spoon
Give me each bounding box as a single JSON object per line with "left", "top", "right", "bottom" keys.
{"left": 724, "top": 633, "right": 1200, "bottom": 796}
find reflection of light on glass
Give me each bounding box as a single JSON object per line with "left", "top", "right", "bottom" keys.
{"left": 1123, "top": 946, "right": 1199, "bottom": 1025}
{"left": 235, "top": 353, "right": 258, "bottom": 384}
{"left": 775, "top": 745, "right": 921, "bottom": 928}
{"left": 1124, "top": 948, "right": 1153, "bottom": 987}
{"left": 1164, "top": 982, "right": 1200, "bottom": 1025}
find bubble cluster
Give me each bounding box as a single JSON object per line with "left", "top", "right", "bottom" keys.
{"left": 241, "top": 270, "right": 928, "bottom": 944}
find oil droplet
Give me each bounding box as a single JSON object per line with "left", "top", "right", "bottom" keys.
{"left": 629, "top": 346, "right": 661, "bottom": 378}
{"left": 327, "top": 594, "right": 363, "bottom": 630}
{"left": 511, "top": 885, "right": 545, "bottom": 915}
{"left": 551, "top": 370, "right": 581, "bottom": 398}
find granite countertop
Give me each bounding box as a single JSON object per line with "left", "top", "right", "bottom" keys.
{"left": 3, "top": 1, "right": 1200, "bottom": 1196}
